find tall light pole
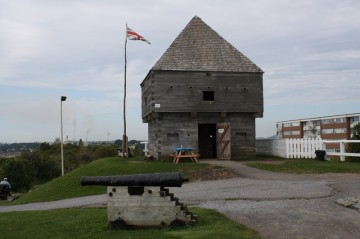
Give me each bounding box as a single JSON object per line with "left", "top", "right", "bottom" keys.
{"left": 60, "top": 96, "right": 67, "bottom": 176}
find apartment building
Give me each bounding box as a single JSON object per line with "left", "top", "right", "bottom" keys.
{"left": 277, "top": 113, "right": 360, "bottom": 140}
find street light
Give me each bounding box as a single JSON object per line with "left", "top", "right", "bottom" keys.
{"left": 60, "top": 96, "right": 67, "bottom": 176}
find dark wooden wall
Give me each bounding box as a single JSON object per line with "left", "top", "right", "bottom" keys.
{"left": 146, "top": 112, "right": 256, "bottom": 159}
{"left": 141, "top": 70, "right": 263, "bottom": 159}
{"left": 141, "top": 71, "right": 263, "bottom": 121}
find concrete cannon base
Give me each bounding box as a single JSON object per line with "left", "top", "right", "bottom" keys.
{"left": 107, "top": 186, "right": 196, "bottom": 229}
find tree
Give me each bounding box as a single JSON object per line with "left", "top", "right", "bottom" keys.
{"left": 39, "top": 142, "right": 51, "bottom": 151}
{"left": 79, "top": 138, "right": 84, "bottom": 147}
{"left": 95, "top": 145, "right": 118, "bottom": 158}
{"left": 348, "top": 123, "right": 360, "bottom": 161}
{"left": 114, "top": 139, "right": 122, "bottom": 146}
{"left": 3, "top": 158, "right": 36, "bottom": 191}
{"left": 34, "top": 156, "right": 61, "bottom": 182}
{"left": 76, "top": 147, "right": 95, "bottom": 165}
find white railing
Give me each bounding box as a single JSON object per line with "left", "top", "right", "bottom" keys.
{"left": 286, "top": 138, "right": 323, "bottom": 158}
{"left": 140, "top": 141, "right": 150, "bottom": 157}
{"left": 256, "top": 138, "right": 360, "bottom": 160}
{"left": 323, "top": 140, "right": 360, "bottom": 162}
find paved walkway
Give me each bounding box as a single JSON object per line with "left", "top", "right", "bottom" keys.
{"left": 1, "top": 160, "right": 360, "bottom": 239}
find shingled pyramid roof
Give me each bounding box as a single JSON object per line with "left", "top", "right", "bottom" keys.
{"left": 152, "top": 16, "right": 263, "bottom": 73}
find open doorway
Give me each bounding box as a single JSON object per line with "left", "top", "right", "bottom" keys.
{"left": 198, "top": 124, "right": 217, "bottom": 158}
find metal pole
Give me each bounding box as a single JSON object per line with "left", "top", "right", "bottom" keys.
{"left": 60, "top": 96, "right": 66, "bottom": 176}
{"left": 123, "top": 27, "right": 128, "bottom": 158}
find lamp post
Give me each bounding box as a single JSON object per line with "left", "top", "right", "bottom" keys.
{"left": 60, "top": 96, "right": 67, "bottom": 176}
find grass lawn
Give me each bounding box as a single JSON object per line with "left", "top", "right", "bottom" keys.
{"left": 0, "top": 207, "right": 260, "bottom": 239}
{"left": 0, "top": 157, "right": 214, "bottom": 205}
{"left": 246, "top": 158, "right": 360, "bottom": 173}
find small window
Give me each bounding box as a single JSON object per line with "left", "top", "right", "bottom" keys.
{"left": 167, "top": 133, "right": 179, "bottom": 143}
{"left": 203, "top": 91, "right": 214, "bottom": 101}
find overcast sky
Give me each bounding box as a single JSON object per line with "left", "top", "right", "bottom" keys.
{"left": 1, "top": 0, "right": 359, "bottom": 143}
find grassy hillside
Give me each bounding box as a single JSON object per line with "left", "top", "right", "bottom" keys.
{"left": 2, "top": 157, "right": 215, "bottom": 204}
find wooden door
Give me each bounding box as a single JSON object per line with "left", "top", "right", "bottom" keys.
{"left": 216, "top": 122, "right": 231, "bottom": 160}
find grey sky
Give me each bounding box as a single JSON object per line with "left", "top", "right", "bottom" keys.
{"left": 1, "top": 0, "right": 359, "bottom": 142}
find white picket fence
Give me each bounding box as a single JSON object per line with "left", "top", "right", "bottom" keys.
{"left": 256, "top": 138, "right": 360, "bottom": 160}
{"left": 256, "top": 138, "right": 323, "bottom": 158}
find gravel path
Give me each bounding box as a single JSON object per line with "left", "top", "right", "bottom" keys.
{"left": 1, "top": 160, "right": 360, "bottom": 239}
{"left": 197, "top": 160, "right": 360, "bottom": 239}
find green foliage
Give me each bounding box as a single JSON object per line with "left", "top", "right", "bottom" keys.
{"left": 348, "top": 123, "right": 360, "bottom": 162}
{"left": 35, "top": 157, "right": 61, "bottom": 182}
{"left": 0, "top": 157, "right": 7, "bottom": 178}
{"left": 78, "top": 138, "right": 84, "bottom": 147}
{"left": 0, "top": 208, "right": 260, "bottom": 239}
{"left": 39, "top": 142, "right": 51, "bottom": 151}
{"left": 2, "top": 158, "right": 36, "bottom": 191}
{"left": 21, "top": 150, "right": 60, "bottom": 182}
{"left": 76, "top": 147, "right": 96, "bottom": 165}
{"left": 114, "top": 139, "right": 122, "bottom": 146}
{"left": 246, "top": 159, "right": 360, "bottom": 173}
{"left": 95, "top": 145, "right": 118, "bottom": 158}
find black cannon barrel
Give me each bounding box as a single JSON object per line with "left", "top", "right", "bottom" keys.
{"left": 81, "top": 172, "right": 189, "bottom": 187}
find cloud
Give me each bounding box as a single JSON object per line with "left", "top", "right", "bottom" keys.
{"left": 1, "top": 0, "right": 360, "bottom": 141}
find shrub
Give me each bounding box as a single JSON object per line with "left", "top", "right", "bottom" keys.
{"left": 3, "top": 158, "right": 36, "bottom": 191}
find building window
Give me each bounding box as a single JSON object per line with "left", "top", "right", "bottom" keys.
{"left": 283, "top": 122, "right": 300, "bottom": 127}
{"left": 283, "top": 130, "right": 300, "bottom": 135}
{"left": 334, "top": 117, "right": 346, "bottom": 123}
{"left": 322, "top": 119, "right": 332, "bottom": 124}
{"left": 322, "top": 129, "right": 334, "bottom": 134}
{"left": 236, "top": 132, "right": 247, "bottom": 137}
{"left": 334, "top": 128, "right": 346, "bottom": 134}
{"left": 167, "top": 133, "right": 179, "bottom": 143}
{"left": 350, "top": 116, "right": 359, "bottom": 123}
{"left": 203, "top": 91, "right": 214, "bottom": 101}
{"left": 322, "top": 117, "right": 346, "bottom": 124}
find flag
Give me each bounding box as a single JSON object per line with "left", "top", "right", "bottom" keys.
{"left": 126, "top": 25, "right": 151, "bottom": 44}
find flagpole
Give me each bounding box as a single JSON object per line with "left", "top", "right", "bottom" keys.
{"left": 122, "top": 24, "right": 149, "bottom": 158}
{"left": 123, "top": 24, "right": 128, "bottom": 158}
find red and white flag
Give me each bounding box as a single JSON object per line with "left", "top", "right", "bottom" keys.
{"left": 126, "top": 26, "right": 151, "bottom": 44}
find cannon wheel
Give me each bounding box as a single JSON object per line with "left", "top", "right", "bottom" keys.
{"left": 110, "top": 218, "right": 128, "bottom": 230}
{"left": 0, "top": 185, "right": 7, "bottom": 200}
{"left": 170, "top": 219, "right": 186, "bottom": 228}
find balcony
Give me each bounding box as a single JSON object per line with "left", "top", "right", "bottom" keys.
{"left": 303, "top": 125, "right": 315, "bottom": 131}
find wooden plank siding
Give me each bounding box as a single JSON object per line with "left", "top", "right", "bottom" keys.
{"left": 142, "top": 71, "right": 263, "bottom": 120}
{"left": 145, "top": 111, "right": 256, "bottom": 160}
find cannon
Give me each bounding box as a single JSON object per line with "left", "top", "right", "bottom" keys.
{"left": 81, "top": 172, "right": 189, "bottom": 188}
{"left": 81, "top": 172, "right": 196, "bottom": 229}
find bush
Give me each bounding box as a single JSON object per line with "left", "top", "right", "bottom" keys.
{"left": 35, "top": 157, "right": 61, "bottom": 182}
{"left": 95, "top": 145, "right": 118, "bottom": 158}
{"left": 3, "top": 158, "right": 36, "bottom": 191}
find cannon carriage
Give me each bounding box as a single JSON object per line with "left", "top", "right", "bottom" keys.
{"left": 81, "top": 172, "right": 196, "bottom": 229}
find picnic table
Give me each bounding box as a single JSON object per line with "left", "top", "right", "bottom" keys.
{"left": 172, "top": 147, "right": 199, "bottom": 164}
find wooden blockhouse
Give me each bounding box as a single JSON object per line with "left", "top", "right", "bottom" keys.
{"left": 141, "top": 16, "right": 264, "bottom": 160}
